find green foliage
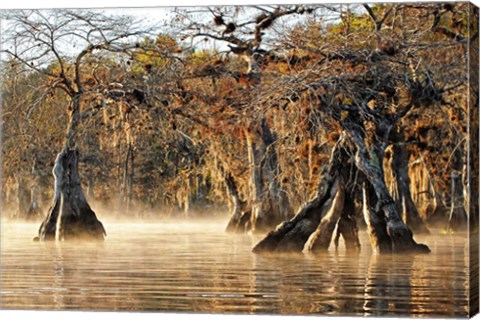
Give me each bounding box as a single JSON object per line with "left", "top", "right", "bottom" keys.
{"left": 131, "top": 34, "right": 180, "bottom": 76}
{"left": 328, "top": 12, "right": 374, "bottom": 35}
{"left": 187, "top": 49, "right": 218, "bottom": 67}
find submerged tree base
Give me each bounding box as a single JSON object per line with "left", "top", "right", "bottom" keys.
{"left": 226, "top": 210, "right": 252, "bottom": 233}
{"left": 253, "top": 135, "right": 431, "bottom": 255}
{"left": 253, "top": 140, "right": 348, "bottom": 254}
{"left": 37, "top": 149, "right": 106, "bottom": 241}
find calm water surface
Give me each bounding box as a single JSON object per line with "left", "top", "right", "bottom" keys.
{"left": 0, "top": 219, "right": 469, "bottom": 317}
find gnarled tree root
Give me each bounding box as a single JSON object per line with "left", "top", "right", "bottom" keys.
{"left": 387, "top": 220, "right": 430, "bottom": 253}
{"left": 252, "top": 172, "right": 339, "bottom": 253}
{"left": 304, "top": 178, "right": 345, "bottom": 252}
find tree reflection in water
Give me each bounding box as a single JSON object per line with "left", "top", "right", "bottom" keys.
{"left": 0, "top": 221, "right": 470, "bottom": 317}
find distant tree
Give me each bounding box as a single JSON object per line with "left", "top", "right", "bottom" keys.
{"left": 175, "top": 5, "right": 324, "bottom": 232}
{"left": 0, "top": 60, "right": 61, "bottom": 220}
{"left": 2, "top": 9, "right": 157, "bottom": 240}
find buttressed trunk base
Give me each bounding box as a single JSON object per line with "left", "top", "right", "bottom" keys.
{"left": 253, "top": 133, "right": 430, "bottom": 255}
{"left": 37, "top": 149, "right": 106, "bottom": 241}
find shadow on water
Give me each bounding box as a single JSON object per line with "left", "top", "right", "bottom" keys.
{"left": 0, "top": 220, "right": 470, "bottom": 317}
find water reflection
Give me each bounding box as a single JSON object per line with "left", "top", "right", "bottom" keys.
{"left": 0, "top": 221, "right": 470, "bottom": 317}
{"left": 52, "top": 244, "right": 65, "bottom": 310}
{"left": 35, "top": 241, "right": 108, "bottom": 310}
{"left": 363, "top": 255, "right": 413, "bottom": 316}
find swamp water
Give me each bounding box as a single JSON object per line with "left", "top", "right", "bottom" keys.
{"left": 0, "top": 219, "right": 470, "bottom": 317}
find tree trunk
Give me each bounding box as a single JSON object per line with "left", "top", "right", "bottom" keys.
{"left": 447, "top": 170, "right": 468, "bottom": 232}
{"left": 123, "top": 142, "right": 135, "bottom": 212}
{"left": 409, "top": 157, "right": 448, "bottom": 227}
{"left": 261, "top": 118, "right": 292, "bottom": 213}
{"left": 183, "top": 173, "right": 191, "bottom": 215}
{"left": 391, "top": 131, "right": 429, "bottom": 234}
{"left": 36, "top": 97, "right": 105, "bottom": 241}
{"left": 224, "top": 172, "right": 251, "bottom": 233}
{"left": 245, "top": 127, "right": 265, "bottom": 232}
{"left": 253, "top": 139, "right": 346, "bottom": 253}
{"left": 334, "top": 192, "right": 361, "bottom": 252}
{"left": 304, "top": 177, "right": 345, "bottom": 252}
{"left": 16, "top": 174, "right": 30, "bottom": 219}
{"left": 362, "top": 183, "right": 392, "bottom": 254}
{"left": 254, "top": 123, "right": 430, "bottom": 254}
{"left": 121, "top": 101, "right": 136, "bottom": 214}
{"left": 3, "top": 177, "right": 15, "bottom": 216}
{"left": 348, "top": 126, "right": 430, "bottom": 253}
{"left": 247, "top": 118, "right": 293, "bottom": 233}
{"left": 37, "top": 149, "right": 106, "bottom": 241}
{"left": 27, "top": 154, "right": 42, "bottom": 220}
{"left": 426, "top": 192, "right": 450, "bottom": 227}
{"left": 262, "top": 118, "right": 293, "bottom": 224}
{"left": 128, "top": 144, "right": 135, "bottom": 212}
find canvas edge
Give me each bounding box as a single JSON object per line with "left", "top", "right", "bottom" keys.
{"left": 468, "top": 1, "right": 480, "bottom": 318}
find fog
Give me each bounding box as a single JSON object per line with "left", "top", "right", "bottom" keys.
{"left": 0, "top": 216, "right": 470, "bottom": 317}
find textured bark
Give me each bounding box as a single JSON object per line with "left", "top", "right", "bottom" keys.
{"left": 246, "top": 118, "right": 293, "bottom": 233}
{"left": 27, "top": 155, "right": 42, "bottom": 220}
{"left": 408, "top": 158, "right": 445, "bottom": 227}
{"left": 122, "top": 142, "right": 135, "bottom": 212}
{"left": 362, "top": 183, "right": 392, "bottom": 254}
{"left": 334, "top": 192, "right": 361, "bottom": 252}
{"left": 447, "top": 170, "right": 468, "bottom": 231}
{"left": 224, "top": 173, "right": 251, "bottom": 233}
{"left": 15, "top": 175, "right": 30, "bottom": 219}
{"left": 355, "top": 153, "right": 429, "bottom": 253}
{"left": 446, "top": 105, "right": 468, "bottom": 232}
{"left": 254, "top": 125, "right": 430, "bottom": 254}
{"left": 245, "top": 129, "right": 264, "bottom": 231}
{"left": 37, "top": 149, "right": 106, "bottom": 241}
{"left": 345, "top": 119, "right": 430, "bottom": 253}
{"left": 252, "top": 173, "right": 338, "bottom": 253}
{"left": 37, "top": 97, "right": 105, "bottom": 241}
{"left": 391, "top": 132, "right": 429, "bottom": 234}
{"left": 304, "top": 178, "right": 345, "bottom": 252}
{"left": 120, "top": 100, "right": 136, "bottom": 213}
{"left": 260, "top": 118, "right": 293, "bottom": 223}
{"left": 253, "top": 139, "right": 344, "bottom": 253}
{"left": 224, "top": 173, "right": 242, "bottom": 231}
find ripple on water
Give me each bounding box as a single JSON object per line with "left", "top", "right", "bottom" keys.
{"left": 0, "top": 220, "right": 470, "bottom": 317}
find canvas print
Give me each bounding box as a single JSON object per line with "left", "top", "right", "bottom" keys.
{"left": 0, "top": 1, "right": 478, "bottom": 318}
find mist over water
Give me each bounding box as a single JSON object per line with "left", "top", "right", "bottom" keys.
{"left": 0, "top": 217, "right": 469, "bottom": 317}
